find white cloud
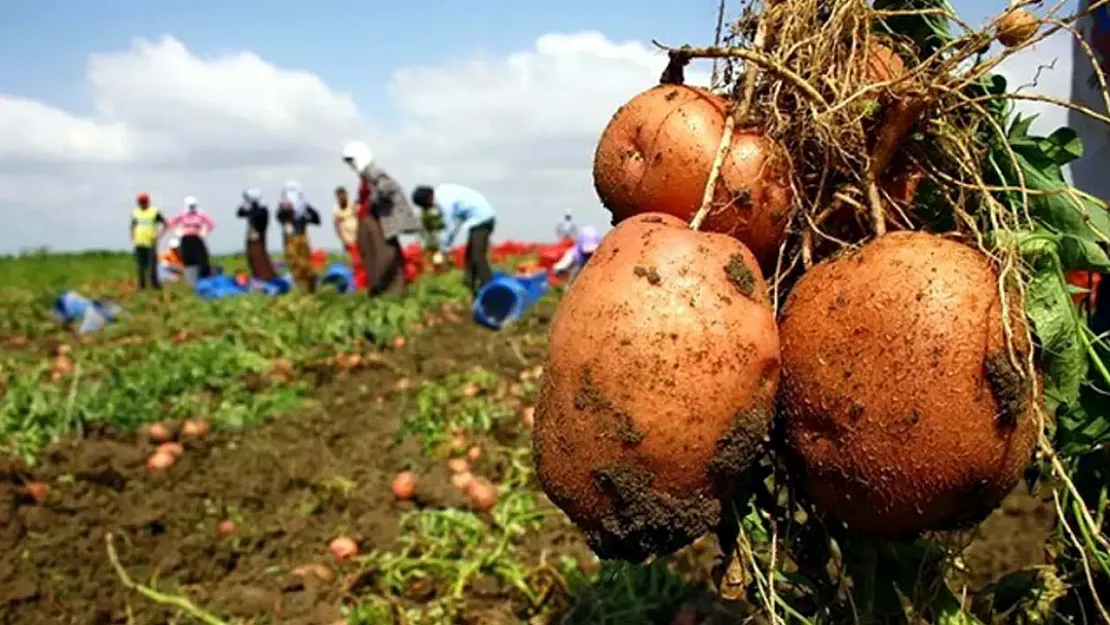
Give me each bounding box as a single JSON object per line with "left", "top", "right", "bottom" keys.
{"left": 995, "top": 30, "right": 1075, "bottom": 135}
{"left": 0, "top": 32, "right": 710, "bottom": 255}
{"left": 0, "top": 96, "right": 130, "bottom": 164}
{"left": 27, "top": 25, "right": 1106, "bottom": 256}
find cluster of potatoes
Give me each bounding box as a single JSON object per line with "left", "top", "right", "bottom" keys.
{"left": 532, "top": 40, "right": 1040, "bottom": 561}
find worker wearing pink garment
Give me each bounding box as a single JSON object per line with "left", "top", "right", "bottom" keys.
{"left": 166, "top": 196, "right": 216, "bottom": 282}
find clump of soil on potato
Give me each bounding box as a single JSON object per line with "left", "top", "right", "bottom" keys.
{"left": 633, "top": 265, "right": 662, "bottom": 285}
{"left": 708, "top": 409, "right": 771, "bottom": 492}
{"left": 983, "top": 351, "right": 1032, "bottom": 426}
{"left": 588, "top": 465, "right": 722, "bottom": 562}
{"left": 724, "top": 254, "right": 756, "bottom": 298}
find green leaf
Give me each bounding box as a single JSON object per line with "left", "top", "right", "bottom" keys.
{"left": 1055, "top": 384, "right": 1110, "bottom": 456}
{"left": 1045, "top": 127, "right": 1084, "bottom": 165}
{"left": 872, "top": 0, "right": 955, "bottom": 56}
{"left": 1008, "top": 112, "right": 1036, "bottom": 141}
{"left": 879, "top": 540, "right": 986, "bottom": 625}
{"left": 1010, "top": 150, "right": 1110, "bottom": 241}
{"left": 1024, "top": 259, "right": 1088, "bottom": 414}
{"left": 1058, "top": 234, "right": 1110, "bottom": 271}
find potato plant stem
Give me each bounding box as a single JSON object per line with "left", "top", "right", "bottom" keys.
{"left": 105, "top": 533, "right": 230, "bottom": 625}
{"left": 710, "top": 0, "right": 727, "bottom": 89}
{"left": 688, "top": 3, "right": 778, "bottom": 232}
{"left": 690, "top": 114, "right": 737, "bottom": 231}
{"left": 653, "top": 44, "right": 827, "bottom": 109}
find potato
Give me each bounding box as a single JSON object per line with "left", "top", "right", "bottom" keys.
{"left": 996, "top": 9, "right": 1038, "bottom": 49}
{"left": 534, "top": 213, "right": 780, "bottom": 561}
{"left": 779, "top": 231, "right": 1038, "bottom": 536}
{"left": 864, "top": 42, "right": 905, "bottom": 84}
{"left": 592, "top": 84, "right": 793, "bottom": 272}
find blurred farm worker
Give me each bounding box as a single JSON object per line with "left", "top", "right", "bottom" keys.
{"left": 130, "top": 192, "right": 166, "bottom": 290}
{"left": 555, "top": 209, "right": 577, "bottom": 241}
{"left": 166, "top": 195, "right": 216, "bottom": 283}
{"left": 158, "top": 238, "right": 184, "bottom": 282}
{"left": 341, "top": 141, "right": 421, "bottom": 296}
{"left": 277, "top": 180, "right": 322, "bottom": 293}
{"left": 332, "top": 185, "right": 368, "bottom": 290}
{"left": 52, "top": 291, "right": 121, "bottom": 334}
{"left": 412, "top": 184, "right": 497, "bottom": 295}
{"left": 159, "top": 238, "right": 183, "bottom": 269}
{"left": 552, "top": 225, "right": 601, "bottom": 282}
{"left": 237, "top": 188, "right": 279, "bottom": 281}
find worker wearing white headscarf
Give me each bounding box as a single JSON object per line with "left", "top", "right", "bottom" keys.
{"left": 342, "top": 140, "right": 421, "bottom": 296}
{"left": 276, "top": 180, "right": 321, "bottom": 292}
{"left": 166, "top": 195, "right": 216, "bottom": 282}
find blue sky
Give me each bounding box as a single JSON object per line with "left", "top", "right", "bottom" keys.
{"left": 1, "top": 0, "right": 723, "bottom": 123}
{"left": 0, "top": 1, "right": 1080, "bottom": 254}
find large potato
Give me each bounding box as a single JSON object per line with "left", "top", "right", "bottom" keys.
{"left": 779, "top": 231, "right": 1039, "bottom": 536}
{"left": 534, "top": 213, "right": 781, "bottom": 561}
{"left": 592, "top": 84, "right": 793, "bottom": 273}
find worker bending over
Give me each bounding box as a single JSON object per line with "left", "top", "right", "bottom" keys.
{"left": 412, "top": 184, "right": 497, "bottom": 295}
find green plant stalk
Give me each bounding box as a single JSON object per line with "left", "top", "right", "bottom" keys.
{"left": 1071, "top": 498, "right": 1110, "bottom": 578}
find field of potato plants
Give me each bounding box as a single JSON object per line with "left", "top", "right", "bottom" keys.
{"left": 0, "top": 250, "right": 721, "bottom": 625}
{"left": 0, "top": 247, "right": 1078, "bottom": 625}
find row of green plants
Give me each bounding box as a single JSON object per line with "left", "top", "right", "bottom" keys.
{"left": 0, "top": 269, "right": 472, "bottom": 462}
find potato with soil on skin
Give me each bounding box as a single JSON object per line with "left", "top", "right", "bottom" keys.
{"left": 534, "top": 213, "right": 780, "bottom": 562}
{"left": 779, "top": 231, "right": 1039, "bottom": 537}
{"left": 592, "top": 84, "right": 793, "bottom": 273}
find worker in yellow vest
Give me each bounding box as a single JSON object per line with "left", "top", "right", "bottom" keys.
{"left": 130, "top": 192, "right": 167, "bottom": 290}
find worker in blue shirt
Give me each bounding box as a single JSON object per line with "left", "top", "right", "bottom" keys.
{"left": 412, "top": 183, "right": 496, "bottom": 294}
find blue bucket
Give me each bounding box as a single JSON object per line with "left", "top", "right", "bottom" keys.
{"left": 321, "top": 263, "right": 355, "bottom": 294}
{"left": 472, "top": 272, "right": 549, "bottom": 330}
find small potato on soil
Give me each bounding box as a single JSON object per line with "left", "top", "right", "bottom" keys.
{"left": 779, "top": 231, "right": 1038, "bottom": 536}
{"left": 146, "top": 422, "right": 174, "bottom": 443}
{"left": 451, "top": 471, "right": 475, "bottom": 491}
{"left": 24, "top": 482, "right": 49, "bottom": 505}
{"left": 145, "top": 452, "right": 176, "bottom": 474}
{"left": 181, "top": 418, "right": 209, "bottom": 440}
{"left": 467, "top": 478, "right": 498, "bottom": 512}
{"left": 392, "top": 471, "right": 418, "bottom": 501}
{"left": 534, "top": 213, "right": 780, "bottom": 562}
{"left": 156, "top": 442, "right": 185, "bottom": 458}
{"left": 328, "top": 536, "right": 358, "bottom": 561}
{"left": 447, "top": 458, "right": 470, "bottom": 474}
{"left": 292, "top": 563, "right": 335, "bottom": 583}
